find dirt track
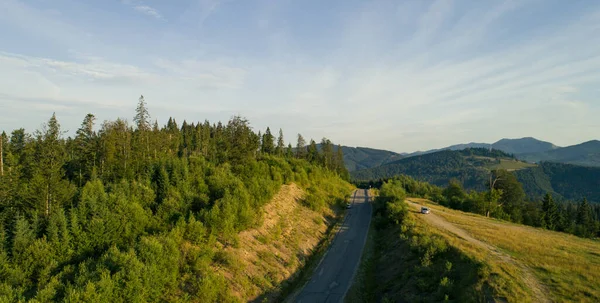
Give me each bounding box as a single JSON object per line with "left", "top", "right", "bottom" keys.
{"left": 406, "top": 199, "right": 550, "bottom": 303}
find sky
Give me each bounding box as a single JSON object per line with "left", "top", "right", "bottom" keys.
{"left": 0, "top": 0, "right": 599, "bottom": 153}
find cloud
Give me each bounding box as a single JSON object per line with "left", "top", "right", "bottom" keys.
{"left": 121, "top": 1, "right": 163, "bottom": 19}
{"left": 133, "top": 5, "right": 163, "bottom": 19}
{"left": 1, "top": 0, "right": 600, "bottom": 151}
{"left": 180, "top": 0, "right": 223, "bottom": 29}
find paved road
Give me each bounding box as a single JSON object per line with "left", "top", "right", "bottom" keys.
{"left": 294, "top": 189, "right": 372, "bottom": 303}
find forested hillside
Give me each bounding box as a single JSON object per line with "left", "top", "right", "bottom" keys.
{"left": 327, "top": 146, "right": 403, "bottom": 171}
{"left": 0, "top": 96, "right": 351, "bottom": 302}
{"left": 491, "top": 137, "right": 559, "bottom": 155}
{"left": 352, "top": 148, "right": 600, "bottom": 204}
{"left": 514, "top": 162, "right": 600, "bottom": 203}
{"left": 518, "top": 140, "right": 600, "bottom": 167}
{"left": 351, "top": 148, "right": 519, "bottom": 190}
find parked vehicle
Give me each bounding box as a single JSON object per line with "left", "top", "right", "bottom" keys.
{"left": 421, "top": 207, "right": 430, "bottom": 214}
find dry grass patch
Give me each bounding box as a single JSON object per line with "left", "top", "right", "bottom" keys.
{"left": 214, "top": 183, "right": 341, "bottom": 302}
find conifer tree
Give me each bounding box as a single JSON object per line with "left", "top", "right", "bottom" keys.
{"left": 73, "top": 114, "right": 97, "bottom": 185}
{"left": 320, "top": 138, "right": 333, "bottom": 170}
{"left": 577, "top": 198, "right": 592, "bottom": 236}
{"left": 296, "top": 134, "right": 306, "bottom": 159}
{"left": 307, "top": 139, "right": 319, "bottom": 163}
{"left": 276, "top": 129, "right": 285, "bottom": 156}
{"left": 286, "top": 143, "right": 293, "bottom": 158}
{"left": 541, "top": 193, "right": 559, "bottom": 230}
{"left": 0, "top": 131, "right": 5, "bottom": 176}
{"left": 134, "top": 95, "right": 151, "bottom": 131}
{"left": 35, "top": 113, "right": 68, "bottom": 217}
{"left": 261, "top": 127, "right": 275, "bottom": 155}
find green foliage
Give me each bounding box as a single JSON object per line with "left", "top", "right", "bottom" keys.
{"left": 351, "top": 149, "right": 501, "bottom": 190}
{"left": 369, "top": 174, "right": 600, "bottom": 239}
{"left": 541, "top": 194, "right": 559, "bottom": 230}
{"left": 518, "top": 140, "right": 600, "bottom": 167}
{"left": 366, "top": 180, "right": 494, "bottom": 302}
{"left": 0, "top": 100, "right": 352, "bottom": 301}
{"left": 514, "top": 162, "right": 600, "bottom": 203}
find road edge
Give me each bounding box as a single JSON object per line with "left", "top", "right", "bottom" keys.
{"left": 339, "top": 189, "right": 373, "bottom": 303}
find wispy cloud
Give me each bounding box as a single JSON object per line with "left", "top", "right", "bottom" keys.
{"left": 121, "top": 0, "right": 163, "bottom": 20}
{"left": 133, "top": 5, "right": 163, "bottom": 19}
{"left": 1, "top": 0, "right": 599, "bottom": 151}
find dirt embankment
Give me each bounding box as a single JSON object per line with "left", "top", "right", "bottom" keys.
{"left": 215, "top": 183, "right": 338, "bottom": 302}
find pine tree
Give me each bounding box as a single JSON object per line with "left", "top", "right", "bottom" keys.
{"left": 226, "top": 116, "right": 259, "bottom": 164}
{"left": 334, "top": 144, "right": 350, "bottom": 180}
{"left": 261, "top": 127, "right": 275, "bottom": 155}
{"left": 276, "top": 129, "right": 285, "bottom": 156}
{"left": 307, "top": 140, "right": 319, "bottom": 163}
{"left": 35, "top": 113, "right": 68, "bottom": 217}
{"left": 576, "top": 198, "right": 592, "bottom": 237}
{"left": 73, "top": 114, "right": 97, "bottom": 186}
{"left": 296, "top": 134, "right": 306, "bottom": 159}
{"left": 286, "top": 143, "right": 293, "bottom": 158}
{"left": 320, "top": 138, "right": 333, "bottom": 170}
{"left": 0, "top": 131, "right": 5, "bottom": 176}
{"left": 9, "top": 129, "right": 30, "bottom": 171}
{"left": 541, "top": 193, "right": 559, "bottom": 230}
{"left": 134, "top": 95, "right": 151, "bottom": 131}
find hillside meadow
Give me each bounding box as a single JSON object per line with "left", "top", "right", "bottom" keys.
{"left": 414, "top": 198, "right": 600, "bottom": 302}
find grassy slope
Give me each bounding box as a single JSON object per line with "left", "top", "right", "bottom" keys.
{"left": 216, "top": 177, "right": 354, "bottom": 302}
{"left": 415, "top": 198, "right": 600, "bottom": 302}
{"left": 347, "top": 191, "right": 529, "bottom": 303}
{"left": 488, "top": 158, "right": 536, "bottom": 171}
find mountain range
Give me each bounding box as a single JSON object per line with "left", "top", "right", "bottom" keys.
{"left": 350, "top": 148, "right": 600, "bottom": 203}
{"left": 341, "top": 137, "right": 600, "bottom": 171}
{"left": 403, "top": 137, "right": 560, "bottom": 157}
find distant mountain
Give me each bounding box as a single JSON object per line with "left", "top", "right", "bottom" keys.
{"left": 351, "top": 148, "right": 524, "bottom": 191}
{"left": 492, "top": 137, "right": 559, "bottom": 155}
{"left": 518, "top": 140, "right": 600, "bottom": 167}
{"left": 351, "top": 148, "right": 600, "bottom": 203}
{"left": 403, "top": 137, "right": 559, "bottom": 158}
{"left": 335, "top": 146, "right": 404, "bottom": 172}
{"left": 405, "top": 142, "right": 490, "bottom": 157}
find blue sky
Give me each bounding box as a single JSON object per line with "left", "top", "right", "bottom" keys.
{"left": 0, "top": 0, "right": 599, "bottom": 152}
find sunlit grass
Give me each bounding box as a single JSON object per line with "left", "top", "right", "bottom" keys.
{"left": 414, "top": 198, "right": 600, "bottom": 302}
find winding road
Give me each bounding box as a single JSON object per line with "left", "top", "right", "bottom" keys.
{"left": 294, "top": 189, "right": 372, "bottom": 303}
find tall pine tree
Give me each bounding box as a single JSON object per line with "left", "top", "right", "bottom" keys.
{"left": 134, "top": 95, "right": 151, "bottom": 131}
{"left": 541, "top": 193, "right": 559, "bottom": 230}
{"left": 296, "top": 134, "right": 306, "bottom": 159}
{"left": 576, "top": 198, "right": 593, "bottom": 237}
{"left": 276, "top": 129, "right": 285, "bottom": 156}
{"left": 261, "top": 127, "right": 275, "bottom": 155}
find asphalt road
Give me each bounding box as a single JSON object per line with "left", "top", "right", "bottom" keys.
{"left": 294, "top": 189, "right": 372, "bottom": 303}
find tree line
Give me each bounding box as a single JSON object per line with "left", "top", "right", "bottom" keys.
{"left": 360, "top": 172, "right": 600, "bottom": 238}
{"left": 0, "top": 96, "right": 350, "bottom": 302}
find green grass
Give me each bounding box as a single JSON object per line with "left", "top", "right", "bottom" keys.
{"left": 416, "top": 199, "right": 600, "bottom": 302}
{"left": 488, "top": 159, "right": 536, "bottom": 171}
{"left": 348, "top": 196, "right": 525, "bottom": 302}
